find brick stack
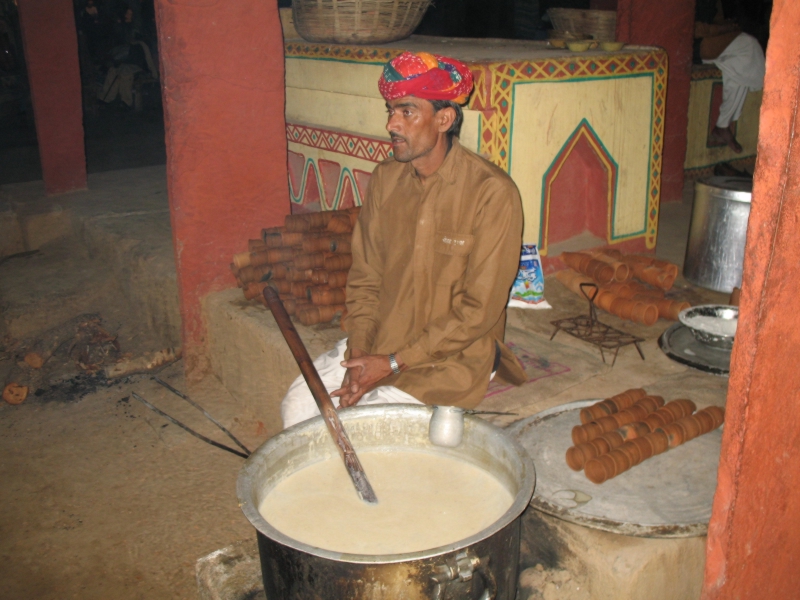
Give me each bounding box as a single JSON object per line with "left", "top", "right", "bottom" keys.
{"left": 564, "top": 388, "right": 725, "bottom": 484}
{"left": 556, "top": 249, "right": 690, "bottom": 325}
{"left": 231, "top": 207, "right": 360, "bottom": 326}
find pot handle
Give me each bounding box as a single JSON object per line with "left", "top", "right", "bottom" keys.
{"left": 430, "top": 551, "right": 497, "bottom": 600}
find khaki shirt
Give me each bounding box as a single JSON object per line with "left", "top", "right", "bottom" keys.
{"left": 344, "top": 139, "right": 523, "bottom": 408}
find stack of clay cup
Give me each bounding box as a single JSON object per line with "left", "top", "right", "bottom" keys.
{"left": 565, "top": 388, "right": 725, "bottom": 484}
{"left": 231, "top": 207, "right": 360, "bottom": 326}
{"left": 556, "top": 249, "right": 690, "bottom": 325}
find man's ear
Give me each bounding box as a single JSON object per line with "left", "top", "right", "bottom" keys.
{"left": 436, "top": 107, "right": 456, "bottom": 134}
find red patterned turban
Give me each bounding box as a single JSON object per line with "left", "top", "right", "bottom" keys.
{"left": 378, "top": 51, "right": 474, "bottom": 104}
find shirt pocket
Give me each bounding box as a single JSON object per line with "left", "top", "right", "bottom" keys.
{"left": 434, "top": 232, "right": 475, "bottom": 256}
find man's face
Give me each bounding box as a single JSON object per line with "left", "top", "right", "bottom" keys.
{"left": 385, "top": 97, "right": 442, "bottom": 164}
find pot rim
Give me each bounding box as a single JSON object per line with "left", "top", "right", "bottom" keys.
{"left": 237, "top": 404, "right": 535, "bottom": 564}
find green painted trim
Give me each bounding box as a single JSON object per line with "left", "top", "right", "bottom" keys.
{"left": 508, "top": 71, "right": 656, "bottom": 244}
{"left": 684, "top": 155, "right": 757, "bottom": 172}
{"left": 285, "top": 55, "right": 389, "bottom": 66}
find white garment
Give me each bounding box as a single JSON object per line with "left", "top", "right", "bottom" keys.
{"left": 281, "top": 338, "right": 423, "bottom": 429}
{"left": 706, "top": 33, "right": 766, "bottom": 128}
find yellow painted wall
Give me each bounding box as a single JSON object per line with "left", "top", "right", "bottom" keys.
{"left": 509, "top": 76, "right": 653, "bottom": 246}
{"left": 286, "top": 58, "right": 480, "bottom": 153}
{"left": 685, "top": 78, "right": 760, "bottom": 170}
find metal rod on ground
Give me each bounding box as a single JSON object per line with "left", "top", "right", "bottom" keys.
{"left": 153, "top": 376, "right": 251, "bottom": 456}
{"left": 130, "top": 392, "right": 249, "bottom": 459}
{"left": 262, "top": 285, "right": 378, "bottom": 504}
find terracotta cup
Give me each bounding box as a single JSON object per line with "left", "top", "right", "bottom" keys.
{"left": 679, "top": 416, "right": 702, "bottom": 440}
{"left": 584, "top": 457, "right": 611, "bottom": 484}
{"left": 327, "top": 271, "right": 349, "bottom": 288}
{"left": 659, "top": 423, "right": 685, "bottom": 448}
{"left": 600, "top": 430, "right": 624, "bottom": 450}
{"left": 630, "top": 436, "right": 654, "bottom": 460}
{"left": 645, "top": 430, "right": 669, "bottom": 455}
{"left": 608, "top": 449, "right": 632, "bottom": 474}
{"left": 693, "top": 411, "right": 716, "bottom": 433}
{"left": 620, "top": 440, "right": 643, "bottom": 466}
{"left": 702, "top": 406, "right": 725, "bottom": 427}
{"left": 619, "top": 421, "right": 650, "bottom": 441}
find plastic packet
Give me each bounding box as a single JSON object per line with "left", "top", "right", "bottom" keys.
{"left": 509, "top": 244, "right": 551, "bottom": 309}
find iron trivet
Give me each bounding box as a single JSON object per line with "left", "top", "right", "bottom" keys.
{"left": 550, "top": 282, "right": 645, "bottom": 366}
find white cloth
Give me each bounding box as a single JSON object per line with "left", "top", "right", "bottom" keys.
{"left": 281, "top": 338, "right": 423, "bottom": 429}
{"left": 705, "top": 33, "right": 766, "bottom": 128}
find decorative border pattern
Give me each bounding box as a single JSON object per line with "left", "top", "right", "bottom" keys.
{"left": 285, "top": 43, "right": 401, "bottom": 64}
{"left": 287, "top": 123, "right": 393, "bottom": 163}
{"left": 540, "top": 119, "right": 618, "bottom": 255}
{"left": 471, "top": 50, "right": 667, "bottom": 248}
{"left": 691, "top": 64, "right": 722, "bottom": 81}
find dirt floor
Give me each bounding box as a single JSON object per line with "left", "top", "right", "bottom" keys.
{"left": 0, "top": 170, "right": 733, "bottom": 598}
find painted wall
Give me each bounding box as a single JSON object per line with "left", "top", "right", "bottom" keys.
{"left": 17, "top": 0, "right": 87, "bottom": 195}
{"left": 285, "top": 42, "right": 666, "bottom": 261}
{"left": 155, "top": 0, "right": 289, "bottom": 375}
{"left": 702, "top": 0, "right": 800, "bottom": 597}
{"left": 617, "top": 0, "right": 694, "bottom": 203}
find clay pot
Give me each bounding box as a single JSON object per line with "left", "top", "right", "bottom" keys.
{"left": 248, "top": 238, "right": 266, "bottom": 252}
{"left": 579, "top": 403, "right": 612, "bottom": 424}
{"left": 620, "top": 441, "right": 643, "bottom": 466}
{"left": 644, "top": 412, "right": 668, "bottom": 431}
{"left": 590, "top": 437, "right": 611, "bottom": 455}
{"left": 293, "top": 253, "right": 326, "bottom": 270}
{"left": 607, "top": 449, "right": 631, "bottom": 475}
{"left": 678, "top": 416, "right": 702, "bottom": 440}
{"left": 243, "top": 282, "right": 269, "bottom": 301}
{"left": 310, "top": 287, "right": 346, "bottom": 306}
{"left": 599, "top": 430, "right": 624, "bottom": 450}
{"left": 572, "top": 423, "right": 602, "bottom": 445}
{"left": 233, "top": 251, "right": 252, "bottom": 269}
{"left": 630, "top": 436, "right": 654, "bottom": 460}
{"left": 671, "top": 399, "right": 697, "bottom": 417}
{"left": 297, "top": 304, "right": 346, "bottom": 326}
{"left": 693, "top": 411, "right": 716, "bottom": 433}
{"left": 324, "top": 253, "right": 353, "bottom": 271}
{"left": 595, "top": 414, "right": 620, "bottom": 431}
{"left": 281, "top": 232, "right": 305, "bottom": 246}
{"left": 566, "top": 446, "right": 585, "bottom": 470}
{"left": 623, "top": 404, "right": 650, "bottom": 422}
{"left": 306, "top": 211, "right": 334, "bottom": 230}
{"left": 631, "top": 302, "right": 659, "bottom": 326}
{"left": 584, "top": 457, "right": 610, "bottom": 484}
{"left": 619, "top": 421, "right": 650, "bottom": 441}
{"left": 290, "top": 281, "right": 311, "bottom": 298}
{"left": 327, "top": 271, "right": 349, "bottom": 288}
{"left": 265, "top": 232, "right": 285, "bottom": 248}
{"left": 261, "top": 225, "right": 284, "bottom": 242}
{"left": 661, "top": 402, "right": 686, "bottom": 420}
{"left": 286, "top": 268, "right": 313, "bottom": 282}
{"left": 329, "top": 239, "right": 352, "bottom": 254}
{"left": 273, "top": 280, "right": 292, "bottom": 294}
{"left": 635, "top": 395, "right": 664, "bottom": 412}
{"left": 659, "top": 423, "right": 685, "bottom": 448}
{"left": 311, "top": 269, "right": 329, "bottom": 284}
{"left": 645, "top": 430, "right": 669, "bottom": 455}
{"left": 285, "top": 214, "right": 312, "bottom": 233}
{"left": 702, "top": 406, "right": 725, "bottom": 427}
{"left": 596, "top": 290, "right": 617, "bottom": 312}
{"left": 610, "top": 297, "right": 635, "bottom": 320}
{"left": 327, "top": 215, "right": 352, "bottom": 234}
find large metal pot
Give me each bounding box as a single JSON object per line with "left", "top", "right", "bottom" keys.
{"left": 237, "top": 404, "right": 535, "bottom": 600}
{"left": 684, "top": 176, "right": 753, "bottom": 293}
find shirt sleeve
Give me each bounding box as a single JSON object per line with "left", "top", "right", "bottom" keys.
{"left": 396, "top": 178, "right": 523, "bottom": 367}
{"left": 343, "top": 169, "right": 384, "bottom": 355}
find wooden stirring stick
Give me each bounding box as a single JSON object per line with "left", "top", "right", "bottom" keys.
{"left": 262, "top": 285, "right": 378, "bottom": 504}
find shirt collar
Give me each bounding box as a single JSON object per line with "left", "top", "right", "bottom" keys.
{"left": 403, "top": 137, "right": 462, "bottom": 185}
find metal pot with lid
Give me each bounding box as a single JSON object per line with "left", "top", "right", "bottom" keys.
{"left": 237, "top": 404, "right": 535, "bottom": 599}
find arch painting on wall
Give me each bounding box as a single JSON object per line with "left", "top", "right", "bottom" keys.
{"left": 540, "top": 119, "right": 618, "bottom": 256}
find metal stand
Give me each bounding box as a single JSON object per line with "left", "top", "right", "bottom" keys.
{"left": 550, "top": 283, "right": 645, "bottom": 366}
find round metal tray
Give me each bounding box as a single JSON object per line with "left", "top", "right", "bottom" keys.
{"left": 659, "top": 322, "right": 731, "bottom": 376}
{"left": 508, "top": 400, "right": 722, "bottom": 538}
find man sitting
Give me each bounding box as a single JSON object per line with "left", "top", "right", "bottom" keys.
{"left": 281, "top": 51, "right": 526, "bottom": 429}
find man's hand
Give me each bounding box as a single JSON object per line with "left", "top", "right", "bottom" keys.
{"left": 331, "top": 351, "right": 405, "bottom": 408}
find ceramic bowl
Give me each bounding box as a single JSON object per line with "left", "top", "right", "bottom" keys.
{"left": 600, "top": 41, "right": 625, "bottom": 51}
{"left": 566, "top": 41, "right": 592, "bottom": 52}
{"left": 679, "top": 305, "right": 739, "bottom": 349}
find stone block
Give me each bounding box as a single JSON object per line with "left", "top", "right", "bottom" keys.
{"left": 520, "top": 508, "right": 706, "bottom": 600}
{"left": 204, "top": 288, "right": 346, "bottom": 437}
{"left": 196, "top": 538, "right": 265, "bottom": 600}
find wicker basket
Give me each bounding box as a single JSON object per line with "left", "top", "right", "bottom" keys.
{"left": 292, "top": 0, "right": 432, "bottom": 45}
{"left": 548, "top": 8, "right": 617, "bottom": 42}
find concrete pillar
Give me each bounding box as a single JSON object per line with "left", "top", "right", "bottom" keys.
{"left": 616, "top": 0, "right": 694, "bottom": 204}
{"left": 702, "top": 0, "right": 800, "bottom": 597}
{"left": 154, "top": 0, "right": 289, "bottom": 376}
{"left": 17, "top": 0, "right": 87, "bottom": 195}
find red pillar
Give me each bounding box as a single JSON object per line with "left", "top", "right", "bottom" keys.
{"left": 155, "top": 0, "right": 289, "bottom": 376}
{"left": 617, "top": 0, "right": 694, "bottom": 203}
{"left": 702, "top": 0, "right": 800, "bottom": 597}
{"left": 17, "top": 0, "right": 87, "bottom": 195}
